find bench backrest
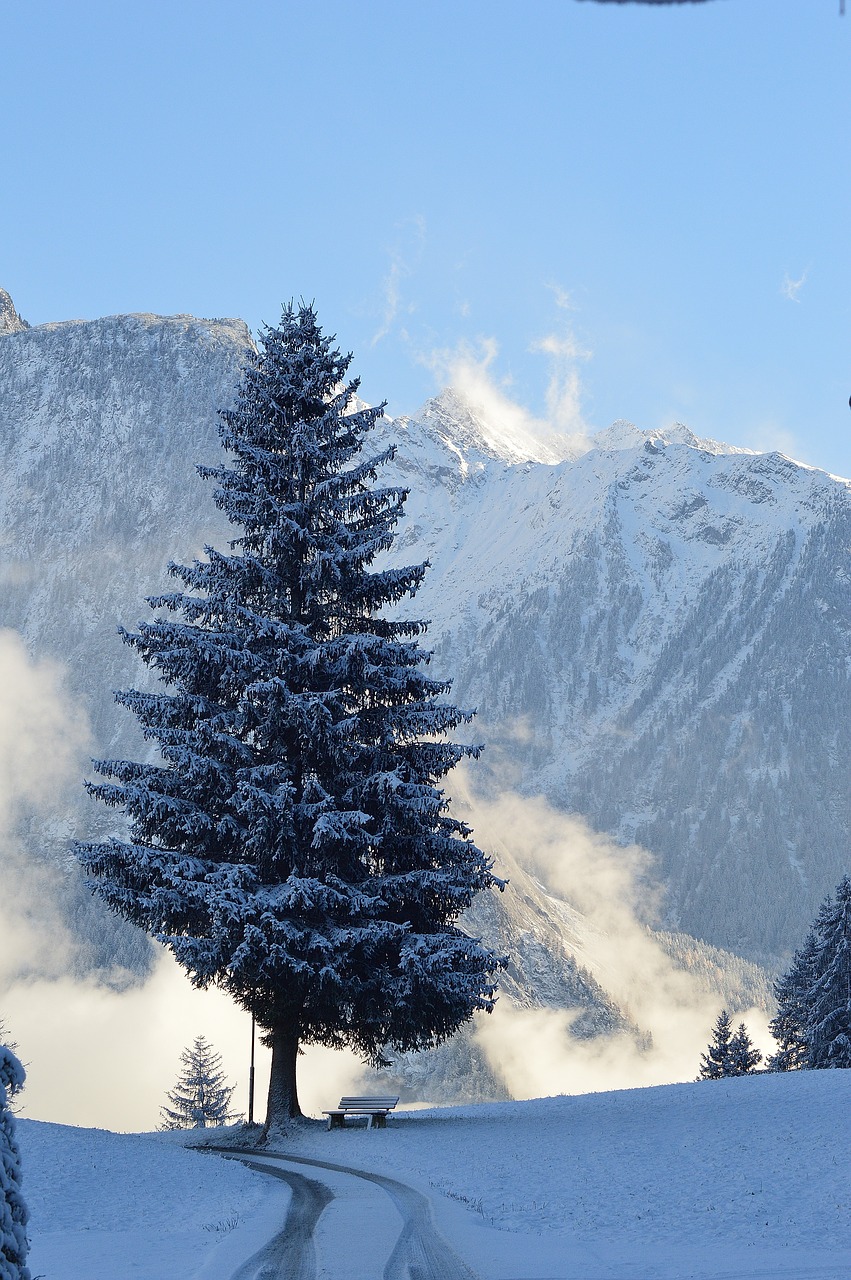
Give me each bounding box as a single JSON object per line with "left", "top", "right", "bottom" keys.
{"left": 337, "top": 1096, "right": 399, "bottom": 1110}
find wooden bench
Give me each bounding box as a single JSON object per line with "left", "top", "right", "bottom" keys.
{"left": 322, "top": 1096, "right": 399, "bottom": 1130}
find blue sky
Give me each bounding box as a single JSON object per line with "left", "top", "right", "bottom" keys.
{"left": 4, "top": 0, "right": 850, "bottom": 474}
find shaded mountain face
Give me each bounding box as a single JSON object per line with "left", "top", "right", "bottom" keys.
{"left": 0, "top": 305, "right": 253, "bottom": 978}
{"left": 0, "top": 307, "right": 252, "bottom": 751}
{"left": 0, "top": 297, "right": 845, "bottom": 991}
{"left": 376, "top": 398, "right": 851, "bottom": 961}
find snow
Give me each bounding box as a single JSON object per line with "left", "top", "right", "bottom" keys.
{"left": 20, "top": 1069, "right": 851, "bottom": 1278}
{"left": 19, "top": 1121, "right": 282, "bottom": 1280}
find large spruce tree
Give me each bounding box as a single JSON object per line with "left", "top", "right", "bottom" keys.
{"left": 77, "top": 304, "right": 502, "bottom": 1127}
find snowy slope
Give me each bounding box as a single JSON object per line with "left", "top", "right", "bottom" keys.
{"left": 20, "top": 1070, "right": 851, "bottom": 1280}
{"left": 19, "top": 1119, "right": 282, "bottom": 1280}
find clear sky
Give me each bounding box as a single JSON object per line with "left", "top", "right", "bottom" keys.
{"left": 4, "top": 0, "right": 850, "bottom": 475}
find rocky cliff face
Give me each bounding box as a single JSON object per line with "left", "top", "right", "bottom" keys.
{"left": 0, "top": 287, "right": 29, "bottom": 335}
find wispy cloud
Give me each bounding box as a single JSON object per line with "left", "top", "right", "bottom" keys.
{"left": 529, "top": 328, "right": 592, "bottom": 436}
{"left": 545, "top": 281, "right": 577, "bottom": 312}
{"left": 422, "top": 336, "right": 564, "bottom": 459}
{"left": 371, "top": 215, "right": 427, "bottom": 346}
{"left": 421, "top": 305, "right": 593, "bottom": 457}
{"left": 781, "top": 269, "right": 808, "bottom": 302}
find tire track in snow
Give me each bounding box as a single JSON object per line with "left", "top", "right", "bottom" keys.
{"left": 217, "top": 1145, "right": 482, "bottom": 1280}
{"left": 224, "top": 1158, "right": 332, "bottom": 1280}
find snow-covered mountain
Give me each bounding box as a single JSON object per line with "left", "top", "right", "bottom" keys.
{"left": 0, "top": 293, "right": 846, "bottom": 1046}
{"left": 375, "top": 395, "right": 851, "bottom": 960}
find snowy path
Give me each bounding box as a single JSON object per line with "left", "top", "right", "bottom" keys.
{"left": 216, "top": 1145, "right": 482, "bottom": 1280}
{"left": 227, "top": 1158, "right": 333, "bottom": 1280}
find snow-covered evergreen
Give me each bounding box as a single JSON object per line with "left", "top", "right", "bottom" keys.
{"left": 159, "top": 1035, "right": 237, "bottom": 1130}
{"left": 77, "top": 304, "right": 502, "bottom": 1126}
{"left": 766, "top": 876, "right": 851, "bottom": 1071}
{"left": 0, "top": 1045, "right": 29, "bottom": 1280}
{"left": 0, "top": 1027, "right": 16, "bottom": 1065}
{"left": 0, "top": 1025, "right": 21, "bottom": 1115}
{"left": 727, "top": 1023, "right": 762, "bottom": 1076}
{"left": 766, "top": 930, "right": 817, "bottom": 1071}
{"left": 698, "top": 1009, "right": 734, "bottom": 1079}
{"left": 805, "top": 875, "right": 851, "bottom": 1069}
{"left": 699, "top": 1010, "right": 761, "bottom": 1078}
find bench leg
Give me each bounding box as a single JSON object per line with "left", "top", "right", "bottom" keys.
{"left": 327, "top": 1113, "right": 345, "bottom": 1130}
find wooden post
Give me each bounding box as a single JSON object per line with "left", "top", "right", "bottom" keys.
{"left": 248, "top": 1009, "right": 256, "bottom": 1125}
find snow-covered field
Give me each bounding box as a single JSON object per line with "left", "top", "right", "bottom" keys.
{"left": 20, "top": 1068, "right": 850, "bottom": 1279}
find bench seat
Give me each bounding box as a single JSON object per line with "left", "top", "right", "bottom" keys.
{"left": 322, "top": 1096, "right": 400, "bottom": 1130}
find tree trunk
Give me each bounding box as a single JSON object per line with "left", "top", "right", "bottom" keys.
{"left": 264, "top": 1021, "right": 302, "bottom": 1131}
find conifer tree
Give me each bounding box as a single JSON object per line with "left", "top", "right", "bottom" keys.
{"left": 698, "top": 1008, "right": 733, "bottom": 1079}
{"left": 727, "top": 1022, "right": 762, "bottom": 1076}
{"left": 805, "top": 875, "right": 851, "bottom": 1069}
{"left": 160, "top": 1035, "right": 237, "bottom": 1130}
{"left": 766, "top": 930, "right": 817, "bottom": 1071}
{"left": 77, "top": 304, "right": 502, "bottom": 1128}
{"left": 0, "top": 1044, "right": 29, "bottom": 1280}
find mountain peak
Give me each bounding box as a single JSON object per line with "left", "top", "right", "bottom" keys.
{"left": 592, "top": 418, "right": 755, "bottom": 459}
{"left": 0, "top": 288, "right": 29, "bottom": 335}
{"left": 415, "top": 387, "right": 583, "bottom": 467}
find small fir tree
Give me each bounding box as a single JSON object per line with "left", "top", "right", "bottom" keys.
{"left": 766, "top": 930, "right": 817, "bottom": 1071}
{"left": 160, "top": 1035, "right": 237, "bottom": 1130}
{"left": 77, "top": 304, "right": 503, "bottom": 1128}
{"left": 805, "top": 875, "right": 851, "bottom": 1069}
{"left": 698, "top": 1009, "right": 733, "bottom": 1079}
{"left": 0, "top": 1044, "right": 29, "bottom": 1280}
{"left": 727, "top": 1022, "right": 762, "bottom": 1076}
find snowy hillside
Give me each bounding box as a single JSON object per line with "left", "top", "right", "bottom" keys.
{"left": 20, "top": 1070, "right": 851, "bottom": 1279}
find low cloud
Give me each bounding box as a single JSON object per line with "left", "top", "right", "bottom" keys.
{"left": 2, "top": 642, "right": 774, "bottom": 1126}
{"left": 8, "top": 950, "right": 366, "bottom": 1130}
{"left": 0, "top": 631, "right": 91, "bottom": 988}
{"left": 455, "top": 777, "right": 774, "bottom": 1098}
